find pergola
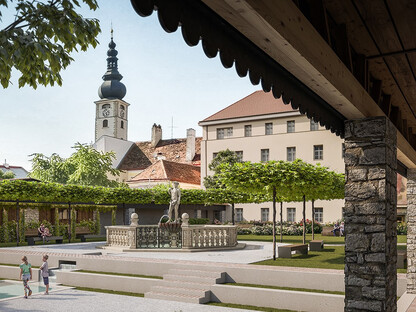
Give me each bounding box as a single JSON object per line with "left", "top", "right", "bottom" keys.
{"left": 130, "top": 1, "right": 416, "bottom": 311}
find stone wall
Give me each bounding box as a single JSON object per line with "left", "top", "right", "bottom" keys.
{"left": 344, "top": 117, "right": 397, "bottom": 312}
{"left": 407, "top": 169, "right": 416, "bottom": 293}
{"left": 24, "top": 208, "right": 39, "bottom": 223}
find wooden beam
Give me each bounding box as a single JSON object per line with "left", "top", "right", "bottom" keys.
{"left": 354, "top": 54, "right": 367, "bottom": 90}
{"left": 380, "top": 94, "right": 392, "bottom": 117}
{"left": 370, "top": 77, "right": 382, "bottom": 105}
{"left": 333, "top": 24, "right": 352, "bottom": 71}
{"left": 403, "top": 119, "right": 408, "bottom": 139}
{"left": 305, "top": 0, "right": 331, "bottom": 45}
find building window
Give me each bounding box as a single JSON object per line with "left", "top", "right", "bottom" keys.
{"left": 314, "top": 208, "right": 323, "bottom": 223}
{"left": 103, "top": 119, "right": 108, "bottom": 128}
{"left": 120, "top": 105, "right": 125, "bottom": 111}
{"left": 287, "top": 120, "right": 295, "bottom": 133}
{"left": 342, "top": 143, "right": 345, "bottom": 158}
{"left": 235, "top": 208, "right": 243, "bottom": 222}
{"left": 102, "top": 104, "right": 110, "bottom": 109}
{"left": 310, "top": 120, "right": 319, "bottom": 131}
{"left": 213, "top": 152, "right": 218, "bottom": 159}
{"left": 217, "top": 127, "right": 233, "bottom": 139}
{"left": 244, "top": 125, "right": 252, "bottom": 137}
{"left": 314, "top": 145, "right": 323, "bottom": 160}
{"left": 261, "top": 208, "right": 269, "bottom": 222}
{"left": 121, "top": 120, "right": 124, "bottom": 129}
{"left": 236, "top": 151, "right": 243, "bottom": 161}
{"left": 261, "top": 149, "right": 269, "bottom": 162}
{"left": 287, "top": 147, "right": 296, "bottom": 161}
{"left": 287, "top": 208, "right": 296, "bottom": 222}
{"left": 265, "top": 123, "right": 273, "bottom": 135}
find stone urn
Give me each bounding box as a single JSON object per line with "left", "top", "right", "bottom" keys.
{"left": 158, "top": 216, "right": 181, "bottom": 247}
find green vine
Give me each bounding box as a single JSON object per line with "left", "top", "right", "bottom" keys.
{"left": 95, "top": 209, "right": 100, "bottom": 234}
{"left": 71, "top": 208, "right": 76, "bottom": 239}
{"left": 111, "top": 208, "right": 116, "bottom": 226}
{"left": 19, "top": 208, "right": 25, "bottom": 243}
{"left": 55, "top": 207, "right": 60, "bottom": 236}
{"left": 3, "top": 208, "right": 9, "bottom": 243}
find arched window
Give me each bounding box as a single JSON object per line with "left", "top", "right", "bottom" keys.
{"left": 121, "top": 121, "right": 124, "bottom": 129}
{"left": 103, "top": 120, "right": 108, "bottom": 128}
{"left": 102, "top": 104, "right": 110, "bottom": 109}
{"left": 120, "top": 105, "right": 125, "bottom": 111}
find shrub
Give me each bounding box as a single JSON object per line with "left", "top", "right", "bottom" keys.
{"left": 189, "top": 218, "right": 210, "bottom": 225}
{"left": 398, "top": 222, "right": 407, "bottom": 235}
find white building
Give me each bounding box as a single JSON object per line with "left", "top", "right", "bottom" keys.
{"left": 199, "top": 90, "right": 345, "bottom": 223}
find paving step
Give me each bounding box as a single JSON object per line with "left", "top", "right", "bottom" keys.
{"left": 145, "top": 291, "right": 208, "bottom": 304}
{"left": 161, "top": 280, "right": 212, "bottom": 290}
{"left": 168, "top": 269, "right": 225, "bottom": 280}
{"left": 151, "top": 285, "right": 210, "bottom": 298}
{"left": 163, "top": 273, "right": 219, "bottom": 284}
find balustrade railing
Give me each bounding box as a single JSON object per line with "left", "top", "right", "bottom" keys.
{"left": 105, "top": 226, "right": 136, "bottom": 249}
{"left": 181, "top": 225, "right": 238, "bottom": 249}
{"left": 136, "top": 225, "right": 182, "bottom": 249}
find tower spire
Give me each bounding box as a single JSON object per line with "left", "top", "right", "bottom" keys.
{"left": 98, "top": 28, "right": 126, "bottom": 100}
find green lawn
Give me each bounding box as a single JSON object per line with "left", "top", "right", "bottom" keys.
{"left": 238, "top": 234, "right": 407, "bottom": 244}
{"left": 0, "top": 237, "right": 106, "bottom": 248}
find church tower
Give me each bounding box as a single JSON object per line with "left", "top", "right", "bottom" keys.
{"left": 95, "top": 30, "right": 129, "bottom": 141}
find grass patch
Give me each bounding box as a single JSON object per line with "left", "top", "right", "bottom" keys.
{"left": 238, "top": 234, "right": 407, "bottom": 245}
{"left": 77, "top": 270, "right": 162, "bottom": 280}
{"left": 226, "top": 282, "right": 344, "bottom": 296}
{"left": 0, "top": 237, "right": 106, "bottom": 248}
{"left": 207, "top": 302, "right": 295, "bottom": 312}
{"left": 0, "top": 262, "right": 39, "bottom": 268}
{"left": 73, "top": 286, "right": 144, "bottom": 297}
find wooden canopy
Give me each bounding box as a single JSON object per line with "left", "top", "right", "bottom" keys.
{"left": 130, "top": 0, "right": 416, "bottom": 170}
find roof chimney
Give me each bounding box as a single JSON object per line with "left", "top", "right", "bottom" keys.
{"left": 151, "top": 124, "right": 162, "bottom": 147}
{"left": 186, "top": 128, "right": 196, "bottom": 162}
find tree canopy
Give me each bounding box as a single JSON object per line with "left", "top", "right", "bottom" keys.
{"left": 0, "top": 169, "right": 15, "bottom": 179}
{"left": 30, "top": 143, "right": 122, "bottom": 187}
{"left": 204, "top": 149, "right": 242, "bottom": 189}
{"left": 0, "top": 0, "right": 100, "bottom": 88}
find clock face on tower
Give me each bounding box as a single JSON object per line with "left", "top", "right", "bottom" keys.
{"left": 102, "top": 109, "right": 110, "bottom": 117}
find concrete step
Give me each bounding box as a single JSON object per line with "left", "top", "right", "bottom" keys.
{"left": 145, "top": 291, "right": 209, "bottom": 304}
{"left": 151, "top": 285, "right": 210, "bottom": 298}
{"left": 162, "top": 280, "right": 212, "bottom": 290}
{"left": 163, "top": 274, "right": 218, "bottom": 284}
{"left": 168, "top": 268, "right": 225, "bottom": 280}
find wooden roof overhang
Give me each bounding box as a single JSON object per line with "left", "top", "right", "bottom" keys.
{"left": 130, "top": 0, "right": 416, "bottom": 171}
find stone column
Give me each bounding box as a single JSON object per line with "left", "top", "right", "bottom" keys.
{"left": 407, "top": 169, "right": 416, "bottom": 293}
{"left": 344, "top": 117, "right": 397, "bottom": 312}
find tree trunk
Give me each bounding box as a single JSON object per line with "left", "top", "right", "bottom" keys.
{"left": 280, "top": 202, "right": 283, "bottom": 243}
{"left": 272, "top": 186, "right": 277, "bottom": 260}
{"left": 303, "top": 195, "right": 306, "bottom": 245}
{"left": 312, "top": 199, "right": 315, "bottom": 241}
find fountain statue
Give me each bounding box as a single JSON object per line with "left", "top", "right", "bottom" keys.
{"left": 168, "top": 181, "right": 181, "bottom": 221}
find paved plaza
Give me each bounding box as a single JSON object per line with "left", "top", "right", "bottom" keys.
{"left": 0, "top": 288, "right": 253, "bottom": 312}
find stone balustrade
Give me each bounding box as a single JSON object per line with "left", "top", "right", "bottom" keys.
{"left": 105, "top": 226, "right": 136, "bottom": 249}
{"left": 181, "top": 225, "right": 238, "bottom": 249}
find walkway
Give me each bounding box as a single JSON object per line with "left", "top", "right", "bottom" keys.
{"left": 0, "top": 288, "right": 253, "bottom": 312}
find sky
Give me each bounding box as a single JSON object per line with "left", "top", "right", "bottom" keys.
{"left": 0, "top": 0, "right": 258, "bottom": 170}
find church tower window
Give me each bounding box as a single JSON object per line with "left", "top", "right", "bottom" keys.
{"left": 121, "top": 120, "right": 124, "bottom": 129}
{"left": 103, "top": 120, "right": 108, "bottom": 128}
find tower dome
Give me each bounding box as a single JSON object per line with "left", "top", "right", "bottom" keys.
{"left": 98, "top": 30, "right": 126, "bottom": 100}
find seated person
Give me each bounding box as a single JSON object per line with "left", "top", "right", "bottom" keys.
{"left": 332, "top": 222, "right": 340, "bottom": 236}
{"left": 38, "top": 223, "right": 52, "bottom": 243}
{"left": 38, "top": 223, "right": 45, "bottom": 236}
{"left": 340, "top": 222, "right": 345, "bottom": 236}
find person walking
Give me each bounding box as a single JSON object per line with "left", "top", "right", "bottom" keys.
{"left": 39, "top": 254, "right": 49, "bottom": 295}
{"left": 19, "top": 256, "right": 32, "bottom": 299}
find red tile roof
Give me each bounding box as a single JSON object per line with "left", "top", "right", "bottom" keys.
{"left": 135, "top": 137, "right": 201, "bottom": 166}
{"left": 201, "top": 90, "right": 296, "bottom": 122}
{"left": 129, "top": 160, "right": 200, "bottom": 185}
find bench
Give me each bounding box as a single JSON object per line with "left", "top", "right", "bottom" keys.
{"left": 322, "top": 226, "right": 341, "bottom": 236}
{"left": 309, "top": 240, "right": 324, "bottom": 251}
{"left": 278, "top": 244, "right": 308, "bottom": 258}
{"left": 397, "top": 250, "right": 407, "bottom": 269}
{"left": 27, "top": 236, "right": 63, "bottom": 246}
{"left": 74, "top": 226, "right": 98, "bottom": 242}
{"left": 79, "top": 234, "right": 106, "bottom": 242}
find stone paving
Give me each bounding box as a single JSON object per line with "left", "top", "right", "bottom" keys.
{"left": 0, "top": 288, "right": 254, "bottom": 312}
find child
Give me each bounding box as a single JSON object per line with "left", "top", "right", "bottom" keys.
{"left": 39, "top": 254, "right": 49, "bottom": 295}
{"left": 19, "top": 256, "right": 32, "bottom": 299}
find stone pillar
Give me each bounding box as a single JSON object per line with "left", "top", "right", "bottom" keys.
{"left": 407, "top": 169, "right": 416, "bottom": 293}
{"left": 344, "top": 117, "right": 397, "bottom": 312}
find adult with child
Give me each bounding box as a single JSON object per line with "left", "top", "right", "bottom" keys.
{"left": 19, "top": 256, "right": 32, "bottom": 299}
{"left": 39, "top": 254, "right": 49, "bottom": 295}
{"left": 38, "top": 223, "right": 52, "bottom": 243}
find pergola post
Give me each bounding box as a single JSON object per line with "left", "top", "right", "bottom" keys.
{"left": 344, "top": 116, "right": 397, "bottom": 312}
{"left": 407, "top": 169, "right": 416, "bottom": 293}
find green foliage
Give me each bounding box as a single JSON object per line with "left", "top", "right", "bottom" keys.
{"left": 111, "top": 208, "right": 116, "bottom": 226}
{"left": 0, "top": 0, "right": 100, "bottom": 88}
{"left": 30, "top": 143, "right": 122, "bottom": 187}
{"left": 2, "top": 208, "right": 8, "bottom": 243}
{"left": 19, "top": 208, "right": 25, "bottom": 243}
{"left": 0, "top": 170, "right": 15, "bottom": 179}
{"left": 71, "top": 208, "right": 76, "bottom": 239}
{"left": 188, "top": 218, "right": 210, "bottom": 225}
{"left": 239, "top": 221, "right": 323, "bottom": 236}
{"left": 218, "top": 159, "right": 345, "bottom": 202}
{"left": 55, "top": 207, "right": 60, "bottom": 236}
{"left": 398, "top": 222, "right": 407, "bottom": 235}
{"left": 78, "top": 219, "right": 96, "bottom": 233}
{"left": 95, "top": 210, "right": 100, "bottom": 234}
{"left": 204, "top": 149, "right": 242, "bottom": 189}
